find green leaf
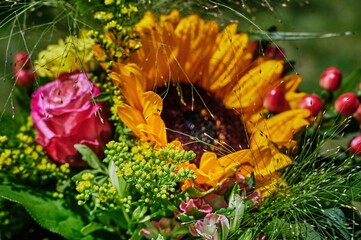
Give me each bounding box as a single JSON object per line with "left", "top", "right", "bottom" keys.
{"left": 93, "top": 92, "right": 112, "bottom": 102}
{"left": 334, "top": 68, "right": 361, "bottom": 99}
{"left": 323, "top": 208, "right": 351, "bottom": 240}
{"left": 183, "top": 185, "right": 214, "bottom": 198}
{"left": 0, "top": 183, "right": 92, "bottom": 240}
{"left": 81, "top": 222, "right": 105, "bottom": 235}
{"left": 131, "top": 206, "right": 148, "bottom": 221}
{"left": 75, "top": 144, "right": 107, "bottom": 172}
{"left": 109, "top": 161, "right": 128, "bottom": 198}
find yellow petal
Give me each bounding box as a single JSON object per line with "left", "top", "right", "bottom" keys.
{"left": 141, "top": 91, "right": 163, "bottom": 119}
{"left": 250, "top": 109, "right": 310, "bottom": 148}
{"left": 223, "top": 60, "right": 284, "bottom": 118}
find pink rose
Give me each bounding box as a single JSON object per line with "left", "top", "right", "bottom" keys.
{"left": 31, "top": 73, "right": 112, "bottom": 166}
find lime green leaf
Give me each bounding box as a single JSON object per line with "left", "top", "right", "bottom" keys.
{"left": 93, "top": 92, "right": 112, "bottom": 102}
{"left": 109, "top": 161, "right": 128, "bottom": 198}
{"left": 132, "top": 206, "right": 148, "bottom": 221}
{"left": 0, "top": 183, "right": 92, "bottom": 240}
{"left": 183, "top": 185, "right": 214, "bottom": 198}
{"left": 81, "top": 222, "right": 104, "bottom": 235}
{"left": 75, "top": 144, "right": 107, "bottom": 172}
{"left": 334, "top": 68, "right": 361, "bottom": 99}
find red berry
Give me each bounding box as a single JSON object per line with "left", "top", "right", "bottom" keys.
{"left": 15, "top": 69, "right": 35, "bottom": 88}
{"left": 334, "top": 92, "right": 359, "bottom": 117}
{"left": 263, "top": 87, "right": 288, "bottom": 113}
{"left": 349, "top": 134, "right": 361, "bottom": 156}
{"left": 354, "top": 105, "right": 361, "bottom": 123}
{"left": 13, "top": 51, "right": 31, "bottom": 73}
{"left": 299, "top": 94, "right": 323, "bottom": 117}
{"left": 319, "top": 67, "right": 342, "bottom": 92}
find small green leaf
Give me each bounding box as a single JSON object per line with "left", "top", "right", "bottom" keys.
{"left": 0, "top": 183, "right": 92, "bottom": 240}
{"left": 132, "top": 206, "right": 148, "bottom": 221}
{"left": 81, "top": 222, "right": 105, "bottom": 235}
{"left": 75, "top": 144, "right": 107, "bottom": 172}
{"left": 184, "top": 185, "right": 214, "bottom": 198}
{"left": 109, "top": 161, "right": 128, "bottom": 198}
{"left": 177, "top": 214, "right": 195, "bottom": 223}
{"left": 93, "top": 92, "right": 112, "bottom": 102}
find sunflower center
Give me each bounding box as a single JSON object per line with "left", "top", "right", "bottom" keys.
{"left": 157, "top": 84, "right": 248, "bottom": 161}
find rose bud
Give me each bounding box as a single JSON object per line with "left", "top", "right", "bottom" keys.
{"left": 15, "top": 69, "right": 35, "bottom": 88}
{"left": 319, "top": 66, "right": 342, "bottom": 92}
{"left": 349, "top": 134, "right": 361, "bottom": 156}
{"left": 335, "top": 92, "right": 359, "bottom": 117}
{"left": 263, "top": 87, "right": 289, "bottom": 113}
{"left": 13, "top": 51, "right": 31, "bottom": 73}
{"left": 299, "top": 94, "right": 323, "bottom": 117}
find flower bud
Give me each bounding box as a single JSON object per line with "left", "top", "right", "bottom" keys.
{"left": 299, "top": 94, "right": 323, "bottom": 117}
{"left": 349, "top": 134, "right": 361, "bottom": 156}
{"left": 264, "top": 45, "right": 285, "bottom": 59}
{"left": 13, "top": 51, "right": 31, "bottom": 73}
{"left": 15, "top": 69, "right": 35, "bottom": 88}
{"left": 335, "top": 92, "right": 359, "bottom": 117}
{"left": 263, "top": 87, "right": 288, "bottom": 113}
{"left": 319, "top": 67, "right": 342, "bottom": 92}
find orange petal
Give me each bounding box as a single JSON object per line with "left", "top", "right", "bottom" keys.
{"left": 117, "top": 104, "right": 145, "bottom": 137}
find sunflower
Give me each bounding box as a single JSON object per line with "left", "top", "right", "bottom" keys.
{"left": 107, "top": 10, "right": 310, "bottom": 196}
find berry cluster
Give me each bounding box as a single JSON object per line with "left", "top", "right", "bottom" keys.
{"left": 263, "top": 66, "right": 361, "bottom": 156}
{"left": 13, "top": 52, "right": 35, "bottom": 88}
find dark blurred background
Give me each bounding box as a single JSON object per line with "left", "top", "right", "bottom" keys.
{"left": 1, "top": 0, "right": 360, "bottom": 114}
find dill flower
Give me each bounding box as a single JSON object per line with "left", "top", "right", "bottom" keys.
{"left": 35, "top": 30, "right": 97, "bottom": 78}
{"left": 108, "top": 10, "right": 310, "bottom": 196}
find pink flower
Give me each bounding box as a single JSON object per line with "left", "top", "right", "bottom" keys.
{"left": 141, "top": 218, "right": 186, "bottom": 240}
{"left": 190, "top": 213, "right": 230, "bottom": 240}
{"left": 179, "top": 198, "right": 212, "bottom": 219}
{"left": 31, "top": 73, "right": 112, "bottom": 166}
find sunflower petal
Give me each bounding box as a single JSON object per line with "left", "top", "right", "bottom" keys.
{"left": 250, "top": 109, "right": 310, "bottom": 148}
{"left": 223, "top": 60, "right": 284, "bottom": 118}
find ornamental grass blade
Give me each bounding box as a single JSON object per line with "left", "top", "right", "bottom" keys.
{"left": 0, "top": 183, "right": 92, "bottom": 240}
{"left": 249, "top": 31, "right": 353, "bottom": 41}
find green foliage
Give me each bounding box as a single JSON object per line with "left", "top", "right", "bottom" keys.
{"left": 0, "top": 183, "right": 92, "bottom": 240}
{"left": 263, "top": 218, "right": 322, "bottom": 240}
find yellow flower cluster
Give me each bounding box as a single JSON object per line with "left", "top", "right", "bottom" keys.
{"left": 76, "top": 172, "right": 119, "bottom": 207}
{"left": 35, "top": 30, "right": 97, "bottom": 78}
{"left": 0, "top": 117, "right": 70, "bottom": 185}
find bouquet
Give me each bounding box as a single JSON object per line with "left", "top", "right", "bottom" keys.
{"left": 1, "top": 1, "right": 361, "bottom": 239}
